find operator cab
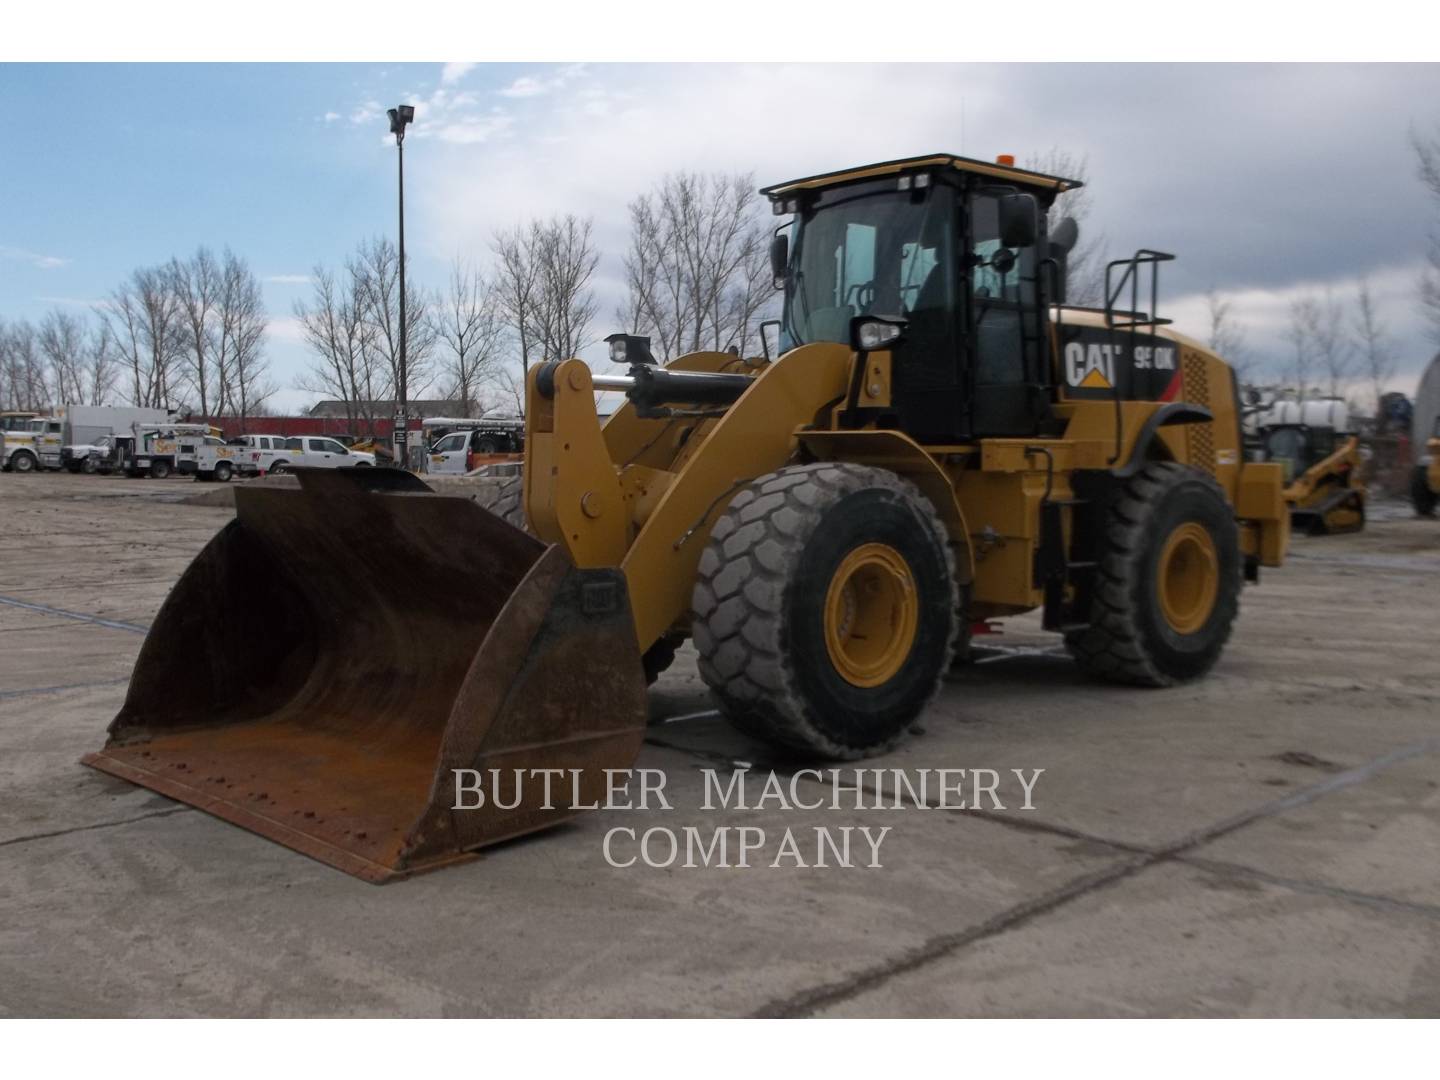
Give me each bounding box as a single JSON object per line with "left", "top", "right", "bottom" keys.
{"left": 1260, "top": 424, "right": 1341, "bottom": 485}
{"left": 764, "top": 153, "right": 1082, "bottom": 443}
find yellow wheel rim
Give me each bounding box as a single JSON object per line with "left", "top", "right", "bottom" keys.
{"left": 1157, "top": 522, "right": 1219, "bottom": 635}
{"left": 823, "top": 542, "right": 919, "bottom": 688}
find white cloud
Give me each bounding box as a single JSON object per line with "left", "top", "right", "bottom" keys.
{"left": 263, "top": 274, "right": 312, "bottom": 285}
{"left": 440, "top": 62, "right": 476, "bottom": 85}
{"left": 316, "top": 63, "right": 1440, "bottom": 382}
{"left": 498, "top": 63, "right": 587, "bottom": 99}
{"left": 1166, "top": 261, "right": 1432, "bottom": 380}
{"left": 322, "top": 111, "right": 341, "bottom": 123}
{"left": 266, "top": 315, "right": 306, "bottom": 344}
{"left": 1, "top": 244, "right": 68, "bottom": 270}
{"left": 349, "top": 100, "right": 383, "bottom": 125}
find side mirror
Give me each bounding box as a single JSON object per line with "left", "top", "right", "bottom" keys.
{"left": 999, "top": 193, "right": 1039, "bottom": 248}
{"left": 1049, "top": 215, "right": 1079, "bottom": 256}
{"left": 759, "top": 319, "right": 781, "bottom": 362}
{"left": 769, "top": 232, "right": 789, "bottom": 290}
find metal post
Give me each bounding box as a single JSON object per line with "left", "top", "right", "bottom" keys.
{"left": 397, "top": 134, "right": 407, "bottom": 467}
{"left": 388, "top": 104, "right": 415, "bottom": 469}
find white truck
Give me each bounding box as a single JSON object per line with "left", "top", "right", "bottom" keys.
{"left": 421, "top": 415, "right": 526, "bottom": 475}
{"left": 87, "top": 422, "right": 213, "bottom": 479}
{"left": 227, "top": 433, "right": 376, "bottom": 476}
{"left": 58, "top": 405, "right": 177, "bottom": 472}
{"left": 177, "top": 434, "right": 245, "bottom": 482}
{"left": 1, "top": 413, "right": 62, "bottom": 473}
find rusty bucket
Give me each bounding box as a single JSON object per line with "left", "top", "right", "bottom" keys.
{"left": 83, "top": 469, "right": 648, "bottom": 883}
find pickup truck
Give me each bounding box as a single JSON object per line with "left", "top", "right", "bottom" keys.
{"left": 228, "top": 434, "right": 376, "bottom": 475}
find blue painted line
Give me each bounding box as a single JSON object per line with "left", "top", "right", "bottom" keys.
{"left": 0, "top": 594, "right": 149, "bottom": 634}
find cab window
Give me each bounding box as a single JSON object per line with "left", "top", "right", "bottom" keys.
{"left": 434, "top": 433, "right": 466, "bottom": 453}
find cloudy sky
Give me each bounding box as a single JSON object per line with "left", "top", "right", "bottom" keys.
{"left": 1, "top": 62, "right": 1437, "bottom": 411}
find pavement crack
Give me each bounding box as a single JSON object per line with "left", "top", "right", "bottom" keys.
{"left": 0, "top": 677, "right": 130, "bottom": 701}
{"left": 0, "top": 594, "right": 149, "bottom": 635}
{"left": 750, "top": 734, "right": 1440, "bottom": 1017}
{"left": 0, "top": 806, "right": 192, "bottom": 850}
{"left": 1176, "top": 855, "right": 1440, "bottom": 922}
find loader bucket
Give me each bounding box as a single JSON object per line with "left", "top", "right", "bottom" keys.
{"left": 82, "top": 468, "right": 648, "bottom": 883}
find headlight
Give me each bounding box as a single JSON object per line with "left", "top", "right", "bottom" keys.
{"left": 850, "top": 315, "right": 908, "bottom": 352}
{"left": 604, "top": 333, "right": 656, "bottom": 367}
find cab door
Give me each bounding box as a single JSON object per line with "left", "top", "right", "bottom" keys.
{"left": 41, "top": 419, "right": 63, "bottom": 466}
{"left": 428, "top": 432, "right": 468, "bottom": 474}
{"left": 305, "top": 437, "right": 350, "bottom": 468}
{"left": 966, "top": 189, "right": 1048, "bottom": 438}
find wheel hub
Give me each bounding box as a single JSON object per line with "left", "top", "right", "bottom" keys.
{"left": 1157, "top": 522, "right": 1219, "bottom": 635}
{"left": 823, "top": 542, "right": 918, "bottom": 688}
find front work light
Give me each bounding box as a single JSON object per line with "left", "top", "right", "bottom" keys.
{"left": 850, "top": 315, "right": 908, "bottom": 353}
{"left": 605, "top": 333, "right": 658, "bottom": 367}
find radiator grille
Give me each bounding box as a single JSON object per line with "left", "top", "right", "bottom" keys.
{"left": 1182, "top": 351, "right": 1216, "bottom": 474}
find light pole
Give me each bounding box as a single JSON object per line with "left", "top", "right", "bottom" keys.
{"left": 387, "top": 104, "right": 415, "bottom": 467}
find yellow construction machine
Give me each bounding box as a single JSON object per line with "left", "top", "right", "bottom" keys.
{"left": 1413, "top": 415, "right": 1439, "bottom": 517}
{"left": 1255, "top": 400, "right": 1367, "bottom": 535}
{"left": 85, "top": 153, "right": 1289, "bottom": 882}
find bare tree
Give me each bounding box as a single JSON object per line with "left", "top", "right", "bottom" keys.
{"left": 105, "top": 266, "right": 185, "bottom": 407}
{"left": 619, "top": 171, "right": 773, "bottom": 363}
{"left": 437, "top": 258, "right": 506, "bottom": 416}
{"left": 37, "top": 309, "right": 89, "bottom": 406}
{"left": 1311, "top": 287, "right": 1351, "bottom": 399}
{"left": 83, "top": 320, "right": 118, "bottom": 406}
{"left": 296, "top": 263, "right": 383, "bottom": 435}
{"left": 1025, "top": 147, "right": 1105, "bottom": 306}
{"left": 490, "top": 224, "right": 541, "bottom": 399}
{"left": 1205, "top": 287, "right": 1250, "bottom": 386}
{"left": 170, "top": 247, "right": 221, "bottom": 416}
{"left": 1286, "top": 296, "right": 1319, "bottom": 400}
{"left": 353, "top": 236, "right": 436, "bottom": 409}
{"left": 0, "top": 320, "right": 49, "bottom": 411}
{"left": 1411, "top": 123, "right": 1440, "bottom": 345}
{"left": 219, "top": 251, "right": 271, "bottom": 429}
{"left": 532, "top": 214, "right": 600, "bottom": 362}
{"left": 1353, "top": 277, "right": 1398, "bottom": 419}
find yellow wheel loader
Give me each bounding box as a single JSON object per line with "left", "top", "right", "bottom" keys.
{"left": 1413, "top": 416, "right": 1440, "bottom": 517}
{"left": 85, "top": 153, "right": 1289, "bottom": 882}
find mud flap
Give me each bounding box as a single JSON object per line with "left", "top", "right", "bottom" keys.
{"left": 82, "top": 468, "right": 648, "bottom": 883}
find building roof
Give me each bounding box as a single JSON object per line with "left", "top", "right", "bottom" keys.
{"left": 308, "top": 399, "right": 464, "bottom": 418}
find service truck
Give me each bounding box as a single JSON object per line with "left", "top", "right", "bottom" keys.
{"left": 421, "top": 414, "right": 526, "bottom": 474}
{"left": 1, "top": 414, "right": 62, "bottom": 472}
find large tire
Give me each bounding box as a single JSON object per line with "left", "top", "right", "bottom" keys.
{"left": 471, "top": 471, "right": 680, "bottom": 686}
{"left": 692, "top": 463, "right": 958, "bottom": 759}
{"left": 82, "top": 457, "right": 98, "bottom": 475}
{"left": 268, "top": 461, "right": 288, "bottom": 476}
{"left": 1064, "top": 461, "right": 1240, "bottom": 687}
{"left": 149, "top": 460, "right": 172, "bottom": 480}
{"left": 11, "top": 451, "right": 36, "bottom": 474}
{"left": 472, "top": 473, "right": 526, "bottom": 529}
{"left": 214, "top": 461, "right": 233, "bottom": 482}
{"left": 475, "top": 435, "right": 500, "bottom": 454}
{"left": 1413, "top": 465, "right": 1438, "bottom": 517}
